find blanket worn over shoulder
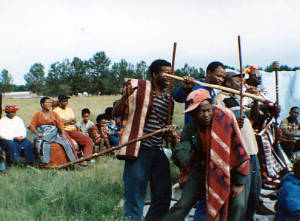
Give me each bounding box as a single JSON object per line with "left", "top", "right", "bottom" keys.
{"left": 35, "top": 125, "right": 76, "bottom": 163}
{"left": 206, "top": 105, "right": 249, "bottom": 220}
{"left": 116, "top": 79, "right": 153, "bottom": 160}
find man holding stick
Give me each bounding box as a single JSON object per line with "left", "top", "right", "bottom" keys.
{"left": 173, "top": 61, "right": 226, "bottom": 125}
{"left": 113, "top": 59, "right": 179, "bottom": 221}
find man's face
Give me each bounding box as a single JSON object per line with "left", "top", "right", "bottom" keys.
{"left": 154, "top": 66, "right": 172, "bottom": 89}
{"left": 7, "top": 112, "right": 16, "bottom": 119}
{"left": 225, "top": 76, "right": 241, "bottom": 91}
{"left": 59, "top": 99, "right": 69, "bottom": 109}
{"left": 290, "top": 108, "right": 299, "bottom": 120}
{"left": 83, "top": 113, "right": 90, "bottom": 123}
{"left": 248, "top": 70, "right": 262, "bottom": 86}
{"left": 192, "top": 100, "right": 213, "bottom": 127}
{"left": 207, "top": 66, "right": 226, "bottom": 85}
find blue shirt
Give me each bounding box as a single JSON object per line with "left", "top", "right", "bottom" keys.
{"left": 276, "top": 174, "right": 300, "bottom": 221}
{"left": 172, "top": 79, "right": 216, "bottom": 125}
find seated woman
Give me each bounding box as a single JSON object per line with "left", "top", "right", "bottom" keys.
{"left": 28, "top": 97, "right": 77, "bottom": 168}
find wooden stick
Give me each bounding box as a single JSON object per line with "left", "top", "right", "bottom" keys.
{"left": 167, "top": 42, "right": 177, "bottom": 126}
{"left": 272, "top": 61, "right": 280, "bottom": 107}
{"left": 238, "top": 35, "right": 243, "bottom": 118}
{"left": 166, "top": 42, "right": 177, "bottom": 148}
{"left": 162, "top": 73, "right": 270, "bottom": 103}
{"left": 57, "top": 128, "right": 166, "bottom": 169}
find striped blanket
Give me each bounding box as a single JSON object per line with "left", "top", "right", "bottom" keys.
{"left": 202, "top": 105, "right": 250, "bottom": 220}
{"left": 116, "top": 79, "right": 153, "bottom": 160}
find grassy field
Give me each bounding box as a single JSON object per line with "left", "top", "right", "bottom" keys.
{"left": 0, "top": 95, "right": 184, "bottom": 221}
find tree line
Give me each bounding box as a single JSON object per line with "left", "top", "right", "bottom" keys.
{"left": 1, "top": 51, "right": 300, "bottom": 95}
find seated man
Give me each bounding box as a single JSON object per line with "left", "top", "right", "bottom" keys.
{"left": 0, "top": 104, "right": 35, "bottom": 166}
{"left": 53, "top": 94, "right": 93, "bottom": 159}
{"left": 279, "top": 106, "right": 300, "bottom": 160}
{"left": 276, "top": 159, "right": 300, "bottom": 220}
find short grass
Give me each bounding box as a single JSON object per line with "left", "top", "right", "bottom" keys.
{"left": 0, "top": 95, "right": 184, "bottom": 221}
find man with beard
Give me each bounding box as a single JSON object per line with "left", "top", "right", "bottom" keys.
{"left": 113, "top": 59, "right": 178, "bottom": 221}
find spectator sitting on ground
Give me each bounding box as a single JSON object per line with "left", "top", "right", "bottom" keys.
{"left": 0, "top": 104, "right": 35, "bottom": 167}
{"left": 279, "top": 106, "right": 300, "bottom": 160}
{"left": 76, "top": 108, "right": 95, "bottom": 136}
{"left": 276, "top": 159, "right": 300, "bottom": 220}
{"left": 90, "top": 114, "right": 111, "bottom": 152}
{"left": 105, "top": 107, "right": 119, "bottom": 147}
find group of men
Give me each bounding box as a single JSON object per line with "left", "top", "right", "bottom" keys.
{"left": 0, "top": 58, "right": 299, "bottom": 220}
{"left": 113, "top": 59, "right": 299, "bottom": 220}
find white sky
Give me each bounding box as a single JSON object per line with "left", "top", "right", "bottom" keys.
{"left": 1, "top": 0, "right": 300, "bottom": 85}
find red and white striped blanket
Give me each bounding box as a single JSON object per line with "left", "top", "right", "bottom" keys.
{"left": 200, "top": 105, "right": 250, "bottom": 220}
{"left": 116, "top": 79, "right": 153, "bottom": 160}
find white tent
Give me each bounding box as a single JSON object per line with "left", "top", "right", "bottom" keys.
{"left": 261, "top": 70, "right": 300, "bottom": 122}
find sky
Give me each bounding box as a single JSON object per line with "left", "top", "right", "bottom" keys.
{"left": 1, "top": 0, "right": 300, "bottom": 85}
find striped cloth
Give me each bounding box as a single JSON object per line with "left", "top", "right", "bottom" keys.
{"left": 140, "top": 92, "right": 172, "bottom": 149}
{"left": 117, "top": 78, "right": 173, "bottom": 160}
{"left": 198, "top": 105, "right": 250, "bottom": 220}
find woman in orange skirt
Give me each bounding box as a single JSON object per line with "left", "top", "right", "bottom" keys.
{"left": 29, "top": 97, "right": 77, "bottom": 168}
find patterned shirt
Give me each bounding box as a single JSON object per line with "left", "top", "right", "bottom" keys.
{"left": 140, "top": 92, "right": 173, "bottom": 149}
{"left": 280, "top": 117, "right": 300, "bottom": 139}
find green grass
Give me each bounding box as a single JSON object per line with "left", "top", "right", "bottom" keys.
{"left": 0, "top": 96, "right": 183, "bottom": 220}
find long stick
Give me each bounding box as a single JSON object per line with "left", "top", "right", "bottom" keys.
{"left": 57, "top": 128, "right": 165, "bottom": 169}
{"left": 162, "top": 73, "right": 269, "bottom": 103}
{"left": 272, "top": 61, "right": 280, "bottom": 107}
{"left": 238, "top": 35, "right": 243, "bottom": 118}
{"left": 166, "top": 42, "right": 177, "bottom": 148}
{"left": 271, "top": 61, "right": 280, "bottom": 154}
{"left": 167, "top": 42, "right": 177, "bottom": 126}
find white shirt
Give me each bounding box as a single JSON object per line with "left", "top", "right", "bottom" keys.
{"left": 76, "top": 119, "right": 94, "bottom": 135}
{"left": 0, "top": 116, "right": 27, "bottom": 140}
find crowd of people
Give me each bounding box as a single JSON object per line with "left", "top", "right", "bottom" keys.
{"left": 0, "top": 59, "right": 300, "bottom": 220}
{"left": 0, "top": 95, "right": 121, "bottom": 169}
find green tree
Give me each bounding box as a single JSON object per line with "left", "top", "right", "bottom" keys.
{"left": 135, "top": 60, "right": 148, "bottom": 79}
{"left": 87, "top": 52, "right": 111, "bottom": 95}
{"left": 24, "top": 63, "right": 45, "bottom": 94}
{"left": 111, "top": 59, "right": 136, "bottom": 93}
{"left": 0, "top": 69, "right": 13, "bottom": 92}
{"left": 69, "top": 57, "right": 89, "bottom": 95}
{"left": 45, "top": 60, "right": 72, "bottom": 96}
{"left": 264, "top": 64, "right": 294, "bottom": 72}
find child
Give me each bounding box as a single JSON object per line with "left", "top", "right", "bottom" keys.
{"left": 276, "top": 159, "right": 300, "bottom": 220}
{"left": 90, "top": 114, "right": 111, "bottom": 152}
{"left": 76, "top": 108, "right": 95, "bottom": 136}
{"left": 105, "top": 107, "right": 119, "bottom": 147}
